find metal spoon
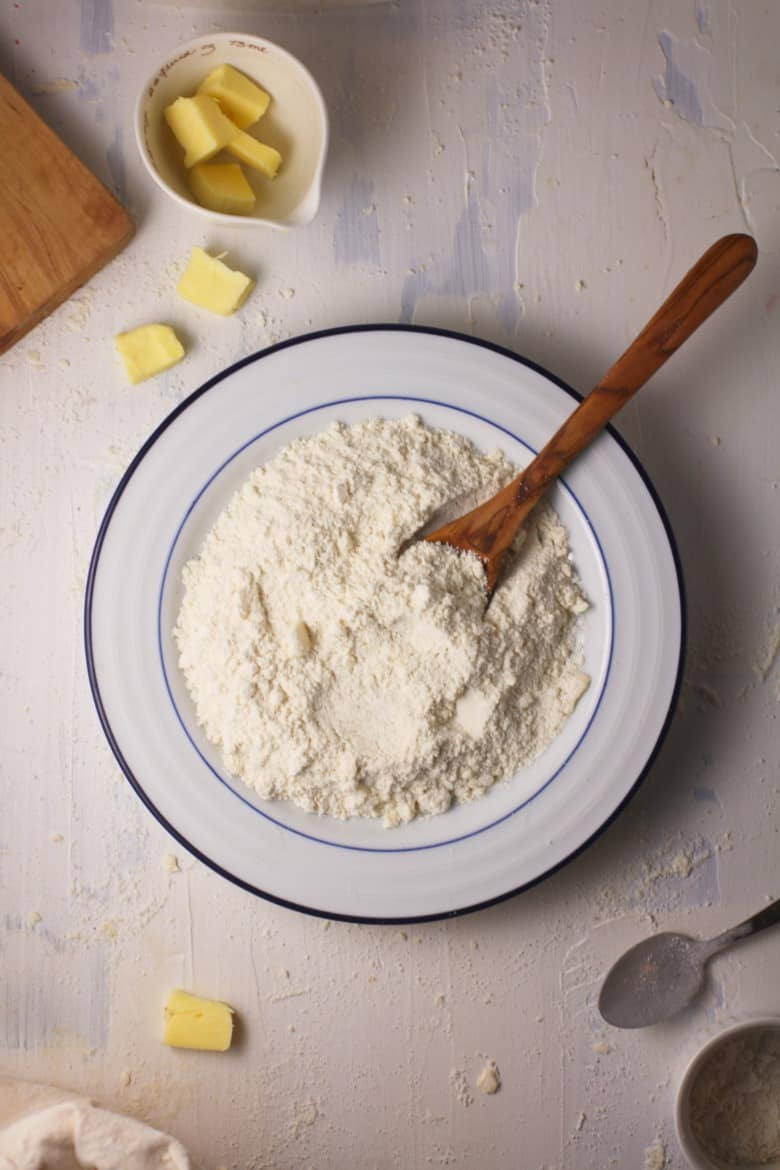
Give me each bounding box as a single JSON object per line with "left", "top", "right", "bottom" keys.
{"left": 425, "top": 234, "right": 757, "bottom": 596}
{"left": 598, "top": 895, "right": 780, "bottom": 1028}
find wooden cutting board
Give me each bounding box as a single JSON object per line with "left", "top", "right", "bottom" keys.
{"left": 0, "top": 74, "right": 134, "bottom": 355}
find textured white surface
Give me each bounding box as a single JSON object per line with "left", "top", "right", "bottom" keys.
{"left": 1, "top": 1, "right": 779, "bottom": 1168}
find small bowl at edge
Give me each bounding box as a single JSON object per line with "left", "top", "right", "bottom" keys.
{"left": 134, "top": 32, "right": 328, "bottom": 230}
{"left": 675, "top": 1016, "right": 780, "bottom": 1170}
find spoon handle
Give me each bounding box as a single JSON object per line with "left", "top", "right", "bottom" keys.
{"left": 706, "top": 894, "right": 780, "bottom": 956}
{"left": 519, "top": 233, "right": 757, "bottom": 501}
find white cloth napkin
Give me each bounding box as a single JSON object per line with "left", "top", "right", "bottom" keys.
{"left": 0, "top": 1079, "right": 193, "bottom": 1170}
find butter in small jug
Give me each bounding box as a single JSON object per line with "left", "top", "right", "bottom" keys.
{"left": 198, "top": 64, "right": 271, "bottom": 129}
{"left": 164, "top": 94, "right": 236, "bottom": 168}
{"left": 189, "top": 161, "right": 255, "bottom": 215}
{"left": 226, "top": 129, "right": 282, "bottom": 179}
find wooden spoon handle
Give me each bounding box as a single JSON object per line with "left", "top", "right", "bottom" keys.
{"left": 520, "top": 233, "right": 758, "bottom": 500}
{"left": 426, "top": 234, "right": 757, "bottom": 596}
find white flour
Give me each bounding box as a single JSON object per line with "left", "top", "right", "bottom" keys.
{"left": 174, "top": 416, "right": 590, "bottom": 826}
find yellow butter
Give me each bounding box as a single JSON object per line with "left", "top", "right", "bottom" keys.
{"left": 197, "top": 64, "right": 271, "bottom": 130}
{"left": 226, "top": 129, "right": 281, "bottom": 179}
{"left": 164, "top": 989, "right": 234, "bottom": 1052}
{"left": 189, "top": 162, "right": 255, "bottom": 216}
{"left": 115, "top": 324, "right": 184, "bottom": 384}
{"left": 164, "top": 95, "right": 236, "bottom": 168}
{"left": 177, "top": 247, "right": 254, "bottom": 316}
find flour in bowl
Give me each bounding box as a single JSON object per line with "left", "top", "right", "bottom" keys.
{"left": 689, "top": 1026, "right": 780, "bottom": 1165}
{"left": 174, "top": 415, "right": 590, "bottom": 826}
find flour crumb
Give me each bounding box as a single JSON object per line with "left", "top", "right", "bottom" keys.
{"left": 49, "top": 832, "right": 64, "bottom": 843}
{"left": 434, "top": 992, "right": 446, "bottom": 1008}
{"left": 174, "top": 417, "right": 590, "bottom": 827}
{"left": 669, "top": 851, "right": 696, "bottom": 878}
{"left": 450, "top": 1068, "right": 474, "bottom": 1107}
{"left": 574, "top": 279, "right": 586, "bottom": 292}
{"left": 27, "top": 911, "right": 42, "bottom": 928}
{"left": 643, "top": 1137, "right": 666, "bottom": 1170}
{"left": 287, "top": 620, "right": 312, "bottom": 658}
{"left": 163, "top": 853, "right": 181, "bottom": 873}
{"left": 476, "top": 1060, "right": 501, "bottom": 1095}
{"left": 31, "top": 77, "right": 79, "bottom": 94}
{"left": 278, "top": 287, "right": 296, "bottom": 299}
{"left": 119, "top": 1069, "right": 132, "bottom": 1087}
{"left": 592, "top": 1039, "right": 613, "bottom": 1055}
{"left": 755, "top": 620, "right": 780, "bottom": 681}
{"left": 289, "top": 1098, "right": 320, "bottom": 1139}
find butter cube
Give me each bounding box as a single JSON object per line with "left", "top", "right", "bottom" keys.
{"left": 226, "top": 129, "right": 282, "bottom": 179}
{"left": 189, "top": 162, "right": 255, "bottom": 216}
{"left": 164, "top": 989, "right": 234, "bottom": 1052}
{"left": 177, "top": 247, "right": 254, "bottom": 316}
{"left": 164, "top": 95, "right": 236, "bottom": 167}
{"left": 115, "top": 324, "right": 184, "bottom": 384}
{"left": 197, "top": 64, "right": 271, "bottom": 130}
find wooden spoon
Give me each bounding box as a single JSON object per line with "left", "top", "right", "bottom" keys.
{"left": 425, "top": 234, "right": 757, "bottom": 595}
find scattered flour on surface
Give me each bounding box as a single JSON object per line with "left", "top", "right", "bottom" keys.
{"left": 174, "top": 416, "right": 590, "bottom": 826}
{"left": 450, "top": 1068, "right": 474, "bottom": 1107}
{"left": 689, "top": 1026, "right": 780, "bottom": 1165}
{"left": 288, "top": 1098, "right": 320, "bottom": 1140}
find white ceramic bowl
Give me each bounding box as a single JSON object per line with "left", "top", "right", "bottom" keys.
{"left": 85, "top": 327, "right": 684, "bottom": 921}
{"left": 675, "top": 1017, "right": 780, "bottom": 1170}
{"left": 135, "top": 33, "right": 328, "bottom": 229}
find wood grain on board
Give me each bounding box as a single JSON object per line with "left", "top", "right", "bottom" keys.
{"left": 0, "top": 74, "right": 133, "bottom": 355}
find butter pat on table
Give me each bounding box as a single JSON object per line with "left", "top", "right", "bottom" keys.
{"left": 115, "top": 324, "right": 184, "bottom": 384}
{"left": 189, "top": 162, "right": 255, "bottom": 215}
{"left": 164, "top": 95, "right": 236, "bottom": 168}
{"left": 197, "top": 64, "right": 271, "bottom": 129}
{"left": 177, "top": 247, "right": 254, "bottom": 315}
{"left": 164, "top": 988, "right": 235, "bottom": 1052}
